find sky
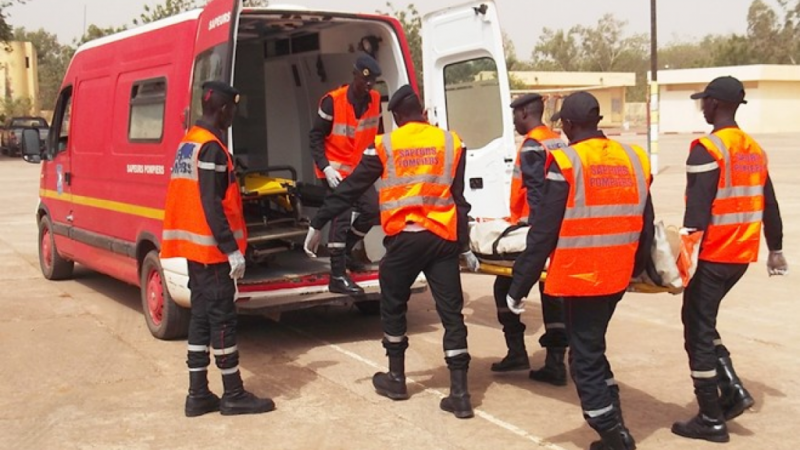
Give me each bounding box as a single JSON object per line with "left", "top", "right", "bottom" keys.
{"left": 6, "top": 0, "right": 784, "bottom": 57}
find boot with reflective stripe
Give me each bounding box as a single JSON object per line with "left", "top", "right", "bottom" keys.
{"left": 372, "top": 355, "right": 409, "bottom": 400}
{"left": 439, "top": 369, "right": 474, "bottom": 419}
{"left": 220, "top": 371, "right": 275, "bottom": 416}
{"left": 329, "top": 249, "right": 365, "bottom": 296}
{"left": 185, "top": 371, "right": 220, "bottom": 417}
{"left": 529, "top": 347, "right": 568, "bottom": 386}
{"left": 608, "top": 384, "right": 636, "bottom": 449}
{"left": 589, "top": 424, "right": 629, "bottom": 450}
{"left": 490, "top": 332, "right": 530, "bottom": 372}
{"left": 717, "top": 356, "right": 755, "bottom": 420}
{"left": 671, "top": 382, "right": 729, "bottom": 443}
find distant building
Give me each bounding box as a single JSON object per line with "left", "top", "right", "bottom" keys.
{"left": 657, "top": 65, "right": 800, "bottom": 134}
{"left": 509, "top": 71, "right": 637, "bottom": 128}
{"left": 0, "top": 41, "right": 40, "bottom": 117}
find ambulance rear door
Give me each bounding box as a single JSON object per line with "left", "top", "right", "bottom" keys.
{"left": 422, "top": 0, "right": 513, "bottom": 219}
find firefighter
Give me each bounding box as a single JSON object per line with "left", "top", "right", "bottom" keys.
{"left": 671, "top": 76, "right": 787, "bottom": 443}
{"left": 309, "top": 54, "right": 383, "bottom": 296}
{"left": 162, "top": 81, "right": 274, "bottom": 417}
{"left": 490, "top": 93, "right": 570, "bottom": 387}
{"left": 303, "top": 85, "right": 481, "bottom": 419}
{"left": 506, "top": 92, "right": 654, "bottom": 450}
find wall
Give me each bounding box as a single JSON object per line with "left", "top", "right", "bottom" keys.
{"left": 756, "top": 81, "right": 800, "bottom": 133}
{"left": 0, "top": 41, "right": 40, "bottom": 115}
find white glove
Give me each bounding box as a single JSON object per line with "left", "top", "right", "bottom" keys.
{"left": 304, "top": 227, "right": 322, "bottom": 258}
{"left": 323, "top": 166, "right": 343, "bottom": 189}
{"left": 506, "top": 295, "right": 525, "bottom": 315}
{"left": 767, "top": 250, "right": 788, "bottom": 276}
{"left": 460, "top": 250, "right": 480, "bottom": 272}
{"left": 227, "top": 250, "right": 246, "bottom": 280}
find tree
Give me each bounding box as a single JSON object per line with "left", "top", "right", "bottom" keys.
{"left": 377, "top": 2, "right": 423, "bottom": 93}
{"left": 134, "top": 0, "right": 269, "bottom": 25}
{"left": 12, "top": 27, "right": 73, "bottom": 110}
{"left": 530, "top": 27, "right": 582, "bottom": 71}
{"left": 0, "top": 0, "right": 25, "bottom": 43}
{"left": 74, "top": 24, "right": 128, "bottom": 47}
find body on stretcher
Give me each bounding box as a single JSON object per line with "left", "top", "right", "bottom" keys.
{"left": 469, "top": 220, "right": 684, "bottom": 295}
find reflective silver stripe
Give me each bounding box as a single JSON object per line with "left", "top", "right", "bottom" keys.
{"left": 212, "top": 345, "right": 238, "bottom": 356}
{"left": 163, "top": 229, "right": 244, "bottom": 246}
{"left": 584, "top": 404, "right": 614, "bottom": 418}
{"left": 363, "top": 148, "right": 378, "bottom": 156}
{"left": 686, "top": 161, "right": 720, "bottom": 173}
{"left": 351, "top": 228, "right": 368, "bottom": 237}
{"left": 381, "top": 195, "right": 455, "bottom": 212}
{"left": 197, "top": 161, "right": 227, "bottom": 172}
{"left": 564, "top": 205, "right": 641, "bottom": 220}
{"left": 546, "top": 172, "right": 566, "bottom": 182}
{"left": 606, "top": 378, "right": 618, "bottom": 386}
{"left": 403, "top": 223, "right": 426, "bottom": 232}
{"left": 187, "top": 344, "right": 209, "bottom": 352}
{"left": 220, "top": 366, "right": 240, "bottom": 376}
{"left": 329, "top": 161, "right": 353, "bottom": 172}
{"left": 713, "top": 339, "right": 723, "bottom": 347}
{"left": 327, "top": 242, "right": 346, "bottom": 249}
{"left": 707, "top": 134, "right": 731, "bottom": 188}
{"left": 692, "top": 369, "right": 717, "bottom": 379}
{"left": 188, "top": 367, "right": 208, "bottom": 372}
{"left": 541, "top": 138, "right": 567, "bottom": 151}
{"left": 545, "top": 322, "right": 566, "bottom": 330}
{"left": 710, "top": 210, "right": 763, "bottom": 226}
{"left": 356, "top": 116, "right": 380, "bottom": 132}
{"left": 384, "top": 333, "right": 406, "bottom": 343}
{"left": 520, "top": 143, "right": 544, "bottom": 153}
{"left": 318, "top": 108, "right": 333, "bottom": 121}
{"left": 332, "top": 124, "right": 356, "bottom": 138}
{"left": 717, "top": 185, "right": 764, "bottom": 200}
{"left": 445, "top": 348, "right": 469, "bottom": 358}
{"left": 557, "top": 231, "right": 641, "bottom": 249}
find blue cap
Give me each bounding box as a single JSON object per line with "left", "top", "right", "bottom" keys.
{"left": 354, "top": 53, "right": 382, "bottom": 79}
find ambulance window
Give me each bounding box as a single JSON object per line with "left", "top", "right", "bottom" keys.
{"left": 443, "top": 57, "right": 503, "bottom": 149}
{"left": 129, "top": 78, "right": 167, "bottom": 142}
{"left": 51, "top": 86, "right": 73, "bottom": 155}
{"left": 190, "top": 44, "right": 228, "bottom": 125}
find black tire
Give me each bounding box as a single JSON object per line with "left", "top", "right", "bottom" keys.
{"left": 140, "top": 250, "right": 190, "bottom": 340}
{"left": 38, "top": 215, "right": 74, "bottom": 280}
{"left": 355, "top": 298, "right": 381, "bottom": 316}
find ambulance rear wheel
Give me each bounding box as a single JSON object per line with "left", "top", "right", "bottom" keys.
{"left": 38, "top": 215, "right": 74, "bottom": 280}
{"left": 141, "top": 250, "right": 190, "bottom": 340}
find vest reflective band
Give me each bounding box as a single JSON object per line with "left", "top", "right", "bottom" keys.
{"left": 508, "top": 126, "right": 565, "bottom": 224}
{"left": 693, "top": 129, "right": 767, "bottom": 263}
{"left": 315, "top": 85, "right": 381, "bottom": 179}
{"left": 545, "top": 139, "right": 650, "bottom": 297}
{"left": 161, "top": 126, "right": 247, "bottom": 264}
{"left": 374, "top": 123, "right": 463, "bottom": 241}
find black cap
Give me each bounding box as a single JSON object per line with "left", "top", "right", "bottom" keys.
{"left": 510, "top": 93, "right": 542, "bottom": 109}
{"left": 387, "top": 84, "right": 418, "bottom": 112}
{"left": 690, "top": 76, "right": 747, "bottom": 104}
{"left": 354, "top": 53, "right": 382, "bottom": 79}
{"left": 551, "top": 91, "right": 603, "bottom": 123}
{"left": 202, "top": 81, "right": 240, "bottom": 104}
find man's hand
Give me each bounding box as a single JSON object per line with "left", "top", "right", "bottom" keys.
{"left": 227, "top": 250, "right": 246, "bottom": 280}
{"left": 506, "top": 295, "right": 525, "bottom": 315}
{"left": 323, "top": 166, "right": 343, "bottom": 189}
{"left": 304, "top": 227, "right": 322, "bottom": 258}
{"left": 460, "top": 251, "right": 480, "bottom": 272}
{"left": 768, "top": 250, "right": 788, "bottom": 276}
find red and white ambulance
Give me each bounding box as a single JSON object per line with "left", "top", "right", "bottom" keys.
{"left": 22, "top": 0, "right": 514, "bottom": 339}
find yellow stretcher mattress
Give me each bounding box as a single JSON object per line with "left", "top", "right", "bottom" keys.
{"left": 478, "top": 262, "right": 677, "bottom": 294}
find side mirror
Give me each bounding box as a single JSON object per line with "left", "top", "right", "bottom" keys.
{"left": 21, "top": 127, "right": 42, "bottom": 164}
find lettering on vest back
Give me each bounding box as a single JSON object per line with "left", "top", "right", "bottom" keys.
{"left": 396, "top": 147, "right": 440, "bottom": 168}
{"left": 588, "top": 165, "right": 634, "bottom": 188}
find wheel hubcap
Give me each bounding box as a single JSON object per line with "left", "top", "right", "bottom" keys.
{"left": 146, "top": 269, "right": 164, "bottom": 326}
{"left": 41, "top": 228, "right": 53, "bottom": 270}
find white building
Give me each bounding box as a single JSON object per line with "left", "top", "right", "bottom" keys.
{"left": 657, "top": 65, "right": 800, "bottom": 134}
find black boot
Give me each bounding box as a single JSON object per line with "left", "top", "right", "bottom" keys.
{"left": 491, "top": 332, "right": 530, "bottom": 372}
{"left": 329, "top": 249, "right": 365, "bottom": 296}
{"left": 717, "top": 356, "right": 755, "bottom": 420}
{"left": 185, "top": 371, "right": 220, "bottom": 417}
{"left": 529, "top": 347, "right": 568, "bottom": 386}
{"left": 220, "top": 371, "right": 276, "bottom": 416}
{"left": 440, "top": 369, "right": 474, "bottom": 419}
{"left": 608, "top": 384, "right": 636, "bottom": 450}
{"left": 373, "top": 355, "right": 409, "bottom": 400}
{"left": 344, "top": 231, "right": 367, "bottom": 272}
{"left": 671, "top": 382, "right": 729, "bottom": 443}
{"left": 589, "top": 424, "right": 628, "bottom": 450}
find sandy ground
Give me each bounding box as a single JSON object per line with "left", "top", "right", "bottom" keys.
{"left": 1, "top": 133, "right": 798, "bottom": 450}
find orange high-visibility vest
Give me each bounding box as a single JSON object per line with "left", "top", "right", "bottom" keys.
{"left": 545, "top": 138, "right": 651, "bottom": 297}
{"left": 161, "top": 126, "right": 247, "bottom": 264}
{"left": 315, "top": 85, "right": 381, "bottom": 178}
{"left": 373, "top": 122, "right": 464, "bottom": 241}
{"left": 693, "top": 128, "right": 767, "bottom": 263}
{"left": 508, "top": 125, "right": 565, "bottom": 224}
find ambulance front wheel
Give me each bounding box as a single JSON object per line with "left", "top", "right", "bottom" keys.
{"left": 141, "top": 250, "right": 190, "bottom": 340}
{"left": 38, "top": 214, "right": 74, "bottom": 280}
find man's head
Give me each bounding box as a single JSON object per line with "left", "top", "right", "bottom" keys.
{"left": 510, "top": 93, "right": 545, "bottom": 135}
{"left": 690, "top": 76, "right": 746, "bottom": 125}
{"left": 551, "top": 91, "right": 603, "bottom": 141}
{"left": 387, "top": 84, "right": 424, "bottom": 127}
{"left": 201, "top": 81, "right": 240, "bottom": 130}
{"left": 351, "top": 54, "right": 382, "bottom": 99}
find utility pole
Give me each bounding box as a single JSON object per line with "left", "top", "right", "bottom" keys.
{"left": 83, "top": 4, "right": 88, "bottom": 37}
{"left": 648, "top": 0, "right": 659, "bottom": 174}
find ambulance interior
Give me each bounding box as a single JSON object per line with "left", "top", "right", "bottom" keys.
{"left": 225, "top": 11, "right": 411, "bottom": 268}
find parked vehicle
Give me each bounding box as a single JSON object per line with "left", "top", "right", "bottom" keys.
{"left": 2, "top": 116, "right": 49, "bottom": 156}
{"left": 22, "top": 0, "right": 513, "bottom": 339}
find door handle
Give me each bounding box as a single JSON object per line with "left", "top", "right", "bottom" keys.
{"left": 65, "top": 172, "right": 72, "bottom": 185}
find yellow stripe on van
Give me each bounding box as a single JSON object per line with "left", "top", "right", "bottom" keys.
{"left": 40, "top": 189, "right": 165, "bottom": 221}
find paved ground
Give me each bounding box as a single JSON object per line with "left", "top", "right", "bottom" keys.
{"left": 1, "top": 133, "right": 798, "bottom": 450}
